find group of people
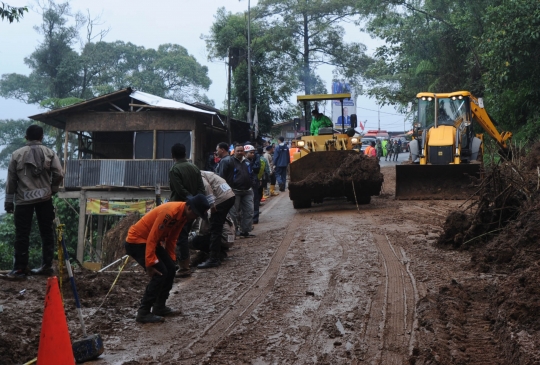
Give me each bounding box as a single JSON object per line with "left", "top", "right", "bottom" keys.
{"left": 383, "top": 139, "right": 404, "bottom": 161}
{"left": 2, "top": 124, "right": 293, "bottom": 324}
{"left": 364, "top": 138, "right": 405, "bottom": 161}
{"left": 126, "top": 138, "right": 291, "bottom": 323}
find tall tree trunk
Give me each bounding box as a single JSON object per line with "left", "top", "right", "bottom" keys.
{"left": 303, "top": 10, "right": 310, "bottom": 95}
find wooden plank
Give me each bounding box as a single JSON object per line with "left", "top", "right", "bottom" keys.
{"left": 59, "top": 190, "right": 171, "bottom": 200}
{"left": 77, "top": 190, "right": 86, "bottom": 263}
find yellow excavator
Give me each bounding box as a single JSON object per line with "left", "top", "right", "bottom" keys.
{"left": 288, "top": 93, "right": 383, "bottom": 209}
{"left": 396, "top": 90, "right": 512, "bottom": 199}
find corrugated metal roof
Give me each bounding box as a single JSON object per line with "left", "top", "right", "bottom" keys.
{"left": 130, "top": 91, "right": 215, "bottom": 115}
{"left": 29, "top": 88, "right": 216, "bottom": 128}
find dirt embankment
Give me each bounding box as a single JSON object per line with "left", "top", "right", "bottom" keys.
{"left": 413, "top": 144, "right": 540, "bottom": 364}
{"left": 0, "top": 268, "right": 145, "bottom": 364}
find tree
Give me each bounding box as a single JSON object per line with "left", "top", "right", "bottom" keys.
{"left": 0, "top": 1, "right": 213, "bottom": 105}
{"left": 257, "top": 0, "right": 369, "bottom": 96}
{"left": 357, "top": 0, "right": 540, "bottom": 137}
{"left": 206, "top": 7, "right": 303, "bottom": 132}
{"left": 0, "top": 2, "right": 27, "bottom": 23}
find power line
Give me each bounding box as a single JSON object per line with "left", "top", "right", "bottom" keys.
{"left": 356, "top": 106, "right": 405, "bottom": 117}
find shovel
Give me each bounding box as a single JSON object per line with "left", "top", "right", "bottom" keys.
{"left": 60, "top": 233, "right": 104, "bottom": 363}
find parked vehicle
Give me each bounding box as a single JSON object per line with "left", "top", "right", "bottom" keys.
{"left": 361, "top": 137, "right": 377, "bottom": 154}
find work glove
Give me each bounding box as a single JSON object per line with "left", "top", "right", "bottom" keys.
{"left": 4, "top": 202, "right": 14, "bottom": 213}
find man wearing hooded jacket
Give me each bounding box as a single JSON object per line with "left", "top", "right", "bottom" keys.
{"left": 4, "top": 125, "right": 64, "bottom": 280}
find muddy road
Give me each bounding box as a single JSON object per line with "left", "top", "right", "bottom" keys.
{"left": 1, "top": 164, "right": 523, "bottom": 364}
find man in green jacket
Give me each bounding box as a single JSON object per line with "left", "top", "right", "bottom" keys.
{"left": 310, "top": 109, "right": 333, "bottom": 136}
{"left": 169, "top": 143, "right": 206, "bottom": 277}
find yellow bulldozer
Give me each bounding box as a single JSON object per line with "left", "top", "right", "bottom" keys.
{"left": 288, "top": 93, "right": 383, "bottom": 209}
{"left": 396, "top": 90, "right": 512, "bottom": 199}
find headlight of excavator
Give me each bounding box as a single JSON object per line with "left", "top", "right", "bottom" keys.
{"left": 350, "top": 137, "right": 359, "bottom": 144}
{"left": 297, "top": 140, "right": 305, "bottom": 147}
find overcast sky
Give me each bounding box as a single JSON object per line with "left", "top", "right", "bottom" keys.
{"left": 0, "top": 0, "right": 406, "bottom": 128}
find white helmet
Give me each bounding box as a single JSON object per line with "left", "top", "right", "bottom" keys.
{"left": 244, "top": 144, "right": 255, "bottom": 152}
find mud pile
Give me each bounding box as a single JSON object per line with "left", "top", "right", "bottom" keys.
{"left": 0, "top": 269, "right": 145, "bottom": 364}
{"left": 416, "top": 143, "right": 540, "bottom": 363}
{"left": 102, "top": 213, "right": 140, "bottom": 265}
{"left": 289, "top": 153, "right": 383, "bottom": 203}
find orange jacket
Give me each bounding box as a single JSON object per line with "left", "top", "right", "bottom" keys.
{"left": 126, "top": 202, "right": 188, "bottom": 267}
{"left": 365, "top": 146, "right": 376, "bottom": 157}
{"left": 289, "top": 147, "right": 299, "bottom": 163}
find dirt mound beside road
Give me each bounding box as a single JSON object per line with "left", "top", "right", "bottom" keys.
{"left": 0, "top": 269, "right": 145, "bottom": 364}
{"left": 416, "top": 144, "right": 540, "bottom": 364}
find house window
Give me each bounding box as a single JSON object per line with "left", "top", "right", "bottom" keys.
{"left": 134, "top": 131, "right": 192, "bottom": 159}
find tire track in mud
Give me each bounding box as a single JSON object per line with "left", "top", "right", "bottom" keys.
{"left": 362, "top": 214, "right": 418, "bottom": 364}
{"left": 291, "top": 227, "right": 345, "bottom": 364}
{"left": 180, "top": 199, "right": 303, "bottom": 363}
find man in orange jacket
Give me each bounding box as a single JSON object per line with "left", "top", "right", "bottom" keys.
{"left": 125, "top": 194, "right": 210, "bottom": 323}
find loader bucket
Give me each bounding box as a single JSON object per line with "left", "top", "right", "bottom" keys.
{"left": 395, "top": 164, "right": 481, "bottom": 200}
{"left": 289, "top": 151, "right": 383, "bottom": 207}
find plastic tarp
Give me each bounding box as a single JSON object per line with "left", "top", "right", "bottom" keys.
{"left": 130, "top": 91, "right": 215, "bottom": 115}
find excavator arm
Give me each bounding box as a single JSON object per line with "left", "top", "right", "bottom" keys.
{"left": 469, "top": 94, "right": 512, "bottom": 152}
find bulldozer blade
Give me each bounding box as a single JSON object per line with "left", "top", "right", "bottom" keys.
{"left": 395, "top": 164, "right": 481, "bottom": 200}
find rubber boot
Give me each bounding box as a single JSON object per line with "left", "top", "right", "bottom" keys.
{"left": 176, "top": 258, "right": 191, "bottom": 278}
{"left": 270, "top": 185, "right": 279, "bottom": 196}
{"left": 30, "top": 265, "right": 53, "bottom": 276}
{"left": 136, "top": 308, "right": 164, "bottom": 323}
{"left": 197, "top": 257, "right": 221, "bottom": 269}
{"left": 152, "top": 303, "right": 180, "bottom": 316}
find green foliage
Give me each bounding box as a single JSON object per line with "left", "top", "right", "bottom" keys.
{"left": 257, "top": 0, "right": 369, "bottom": 95}
{"left": 206, "top": 8, "right": 300, "bottom": 132}
{"left": 81, "top": 41, "right": 212, "bottom": 102}
{"left": 0, "top": 3, "right": 27, "bottom": 23}
{"left": 0, "top": 1, "right": 213, "bottom": 105}
{"left": 358, "top": 0, "right": 540, "bottom": 137}
{"left": 0, "top": 213, "right": 45, "bottom": 270}
{"left": 40, "top": 97, "right": 85, "bottom": 109}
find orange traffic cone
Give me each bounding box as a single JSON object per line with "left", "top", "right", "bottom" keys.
{"left": 37, "top": 277, "right": 75, "bottom": 365}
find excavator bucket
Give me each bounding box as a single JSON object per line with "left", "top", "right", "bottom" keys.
{"left": 395, "top": 164, "right": 481, "bottom": 200}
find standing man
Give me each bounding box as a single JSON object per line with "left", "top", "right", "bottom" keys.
{"left": 216, "top": 144, "right": 255, "bottom": 238}
{"left": 393, "top": 140, "right": 400, "bottom": 161}
{"left": 169, "top": 143, "right": 206, "bottom": 278}
{"left": 386, "top": 139, "right": 393, "bottom": 161}
{"left": 310, "top": 109, "right": 333, "bottom": 136}
{"left": 257, "top": 147, "right": 270, "bottom": 201}
{"left": 125, "top": 195, "right": 210, "bottom": 323}
{"left": 197, "top": 171, "right": 236, "bottom": 269}
{"left": 243, "top": 145, "right": 261, "bottom": 224}
{"left": 4, "top": 125, "right": 64, "bottom": 280}
{"left": 273, "top": 136, "right": 290, "bottom": 192}
{"left": 263, "top": 145, "right": 279, "bottom": 196}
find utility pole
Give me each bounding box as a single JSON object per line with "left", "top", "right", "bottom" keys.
{"left": 378, "top": 106, "right": 380, "bottom": 131}
{"left": 227, "top": 48, "right": 232, "bottom": 144}
{"left": 247, "top": 0, "right": 252, "bottom": 127}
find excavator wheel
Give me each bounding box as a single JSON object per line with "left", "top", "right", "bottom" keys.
{"left": 293, "top": 199, "right": 312, "bottom": 209}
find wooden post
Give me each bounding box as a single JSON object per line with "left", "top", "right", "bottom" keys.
{"left": 63, "top": 130, "right": 69, "bottom": 187}
{"left": 153, "top": 130, "right": 157, "bottom": 159}
{"left": 77, "top": 190, "right": 87, "bottom": 263}
{"left": 96, "top": 215, "right": 103, "bottom": 262}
